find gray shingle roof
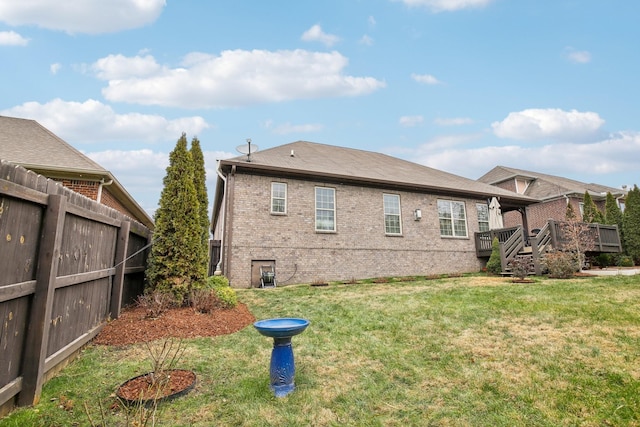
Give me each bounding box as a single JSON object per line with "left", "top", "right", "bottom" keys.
{"left": 0, "top": 115, "right": 153, "bottom": 228}
{"left": 0, "top": 115, "right": 106, "bottom": 174}
{"left": 478, "top": 165, "right": 625, "bottom": 200}
{"left": 220, "top": 141, "right": 535, "bottom": 207}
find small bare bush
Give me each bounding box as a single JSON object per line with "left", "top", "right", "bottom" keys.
{"left": 508, "top": 256, "right": 533, "bottom": 280}
{"left": 137, "top": 291, "right": 174, "bottom": 318}
{"left": 190, "top": 288, "right": 218, "bottom": 313}
{"left": 542, "top": 250, "right": 577, "bottom": 278}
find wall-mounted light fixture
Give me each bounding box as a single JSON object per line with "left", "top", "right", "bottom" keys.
{"left": 414, "top": 209, "right": 422, "bottom": 221}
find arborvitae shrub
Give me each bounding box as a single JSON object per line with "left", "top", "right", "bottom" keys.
{"left": 486, "top": 237, "right": 502, "bottom": 275}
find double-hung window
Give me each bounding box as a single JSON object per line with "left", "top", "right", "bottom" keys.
{"left": 438, "top": 200, "right": 468, "bottom": 237}
{"left": 383, "top": 194, "right": 402, "bottom": 235}
{"left": 476, "top": 203, "right": 490, "bottom": 232}
{"left": 271, "top": 182, "right": 287, "bottom": 214}
{"left": 315, "top": 187, "right": 336, "bottom": 232}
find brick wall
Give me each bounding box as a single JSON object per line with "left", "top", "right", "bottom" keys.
{"left": 60, "top": 179, "right": 100, "bottom": 200}
{"left": 223, "top": 173, "right": 487, "bottom": 288}
{"left": 100, "top": 188, "right": 138, "bottom": 219}
{"left": 58, "top": 179, "right": 137, "bottom": 219}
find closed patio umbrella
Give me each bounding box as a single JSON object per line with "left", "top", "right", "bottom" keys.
{"left": 489, "top": 197, "right": 504, "bottom": 229}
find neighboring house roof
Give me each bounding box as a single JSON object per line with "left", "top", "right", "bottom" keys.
{"left": 478, "top": 165, "right": 626, "bottom": 201}
{"left": 0, "top": 115, "right": 154, "bottom": 229}
{"left": 213, "top": 141, "right": 536, "bottom": 229}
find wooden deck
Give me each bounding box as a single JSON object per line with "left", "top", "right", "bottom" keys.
{"left": 475, "top": 220, "right": 622, "bottom": 274}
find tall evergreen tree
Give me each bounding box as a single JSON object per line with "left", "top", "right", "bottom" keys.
{"left": 604, "top": 191, "right": 624, "bottom": 250}
{"left": 190, "top": 136, "right": 210, "bottom": 283}
{"left": 582, "top": 191, "right": 603, "bottom": 223}
{"left": 622, "top": 184, "right": 640, "bottom": 264}
{"left": 146, "top": 133, "right": 202, "bottom": 303}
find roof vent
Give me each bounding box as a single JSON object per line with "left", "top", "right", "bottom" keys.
{"left": 290, "top": 150, "right": 295, "bottom": 157}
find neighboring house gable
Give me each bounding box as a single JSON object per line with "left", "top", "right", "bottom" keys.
{"left": 212, "top": 141, "right": 535, "bottom": 287}
{"left": 478, "top": 166, "right": 626, "bottom": 231}
{"left": 0, "top": 115, "right": 153, "bottom": 229}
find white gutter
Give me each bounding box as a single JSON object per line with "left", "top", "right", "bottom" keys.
{"left": 214, "top": 160, "right": 227, "bottom": 275}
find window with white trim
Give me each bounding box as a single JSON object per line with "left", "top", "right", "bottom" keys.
{"left": 438, "top": 200, "right": 468, "bottom": 237}
{"left": 271, "top": 182, "right": 287, "bottom": 214}
{"left": 476, "top": 203, "right": 489, "bottom": 232}
{"left": 315, "top": 187, "right": 336, "bottom": 232}
{"left": 383, "top": 194, "right": 402, "bottom": 235}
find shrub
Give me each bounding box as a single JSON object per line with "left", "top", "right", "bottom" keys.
{"left": 204, "top": 275, "right": 237, "bottom": 308}
{"left": 593, "top": 253, "right": 612, "bottom": 268}
{"left": 137, "top": 290, "right": 175, "bottom": 318}
{"left": 617, "top": 255, "right": 635, "bottom": 267}
{"left": 542, "top": 250, "right": 576, "bottom": 279}
{"left": 206, "top": 275, "right": 230, "bottom": 289}
{"left": 190, "top": 288, "right": 219, "bottom": 313}
{"left": 486, "top": 237, "right": 503, "bottom": 275}
{"left": 508, "top": 256, "right": 533, "bottom": 280}
{"left": 214, "top": 286, "right": 238, "bottom": 308}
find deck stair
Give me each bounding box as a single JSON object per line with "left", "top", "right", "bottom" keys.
{"left": 475, "top": 220, "right": 622, "bottom": 276}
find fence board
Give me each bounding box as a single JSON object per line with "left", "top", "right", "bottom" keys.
{"left": 0, "top": 161, "right": 152, "bottom": 412}
{"left": 0, "top": 297, "right": 30, "bottom": 386}
{"left": 18, "top": 194, "right": 66, "bottom": 406}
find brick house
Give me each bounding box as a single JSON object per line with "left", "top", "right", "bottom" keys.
{"left": 211, "top": 141, "right": 534, "bottom": 288}
{"left": 0, "top": 115, "right": 153, "bottom": 229}
{"left": 478, "top": 166, "right": 626, "bottom": 233}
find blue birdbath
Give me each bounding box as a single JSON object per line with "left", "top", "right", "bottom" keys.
{"left": 254, "top": 318, "right": 310, "bottom": 397}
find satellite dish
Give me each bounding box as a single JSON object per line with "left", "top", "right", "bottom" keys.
{"left": 236, "top": 138, "right": 258, "bottom": 162}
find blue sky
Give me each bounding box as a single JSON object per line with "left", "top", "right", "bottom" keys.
{"left": 1, "top": 0, "right": 639, "bottom": 215}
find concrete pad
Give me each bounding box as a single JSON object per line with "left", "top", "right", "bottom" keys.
{"left": 581, "top": 268, "right": 640, "bottom": 276}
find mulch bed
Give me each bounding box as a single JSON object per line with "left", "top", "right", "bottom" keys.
{"left": 93, "top": 303, "right": 256, "bottom": 346}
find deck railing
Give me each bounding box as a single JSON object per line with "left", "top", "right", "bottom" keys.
{"left": 476, "top": 220, "right": 622, "bottom": 274}
{"left": 474, "top": 226, "right": 521, "bottom": 257}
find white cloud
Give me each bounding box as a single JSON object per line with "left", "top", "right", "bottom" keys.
{"left": 564, "top": 47, "right": 592, "bottom": 64}
{"left": 0, "top": 0, "right": 166, "bottom": 34}
{"left": 434, "top": 117, "right": 475, "bottom": 126}
{"left": 368, "top": 16, "right": 377, "bottom": 27}
{"left": 96, "top": 50, "right": 386, "bottom": 108}
{"left": 407, "top": 131, "right": 640, "bottom": 186}
{"left": 87, "top": 148, "right": 235, "bottom": 216}
{"left": 359, "top": 35, "right": 374, "bottom": 46}
{"left": 394, "top": 0, "right": 494, "bottom": 12}
{"left": 50, "top": 63, "right": 61, "bottom": 74}
{"left": 411, "top": 73, "right": 442, "bottom": 85}
{"left": 1, "top": 99, "right": 210, "bottom": 143}
{"left": 399, "top": 115, "right": 424, "bottom": 127}
{"left": 0, "top": 30, "right": 29, "bottom": 46}
{"left": 301, "top": 24, "right": 340, "bottom": 47}
{"left": 269, "top": 122, "right": 324, "bottom": 135}
{"left": 91, "top": 54, "right": 162, "bottom": 79}
{"left": 492, "top": 108, "right": 605, "bottom": 142}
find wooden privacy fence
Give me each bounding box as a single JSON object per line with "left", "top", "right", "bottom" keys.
{"left": 0, "top": 161, "right": 152, "bottom": 413}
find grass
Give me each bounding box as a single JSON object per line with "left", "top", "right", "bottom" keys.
{"left": 2, "top": 274, "right": 640, "bottom": 426}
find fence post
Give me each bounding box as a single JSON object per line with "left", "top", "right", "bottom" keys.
{"left": 110, "top": 220, "right": 131, "bottom": 319}
{"left": 18, "top": 194, "right": 66, "bottom": 406}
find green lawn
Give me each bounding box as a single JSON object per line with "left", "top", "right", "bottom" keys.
{"left": 3, "top": 275, "right": 640, "bottom": 426}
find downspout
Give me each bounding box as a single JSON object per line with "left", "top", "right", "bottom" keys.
{"left": 97, "top": 177, "right": 113, "bottom": 203}
{"left": 214, "top": 161, "right": 227, "bottom": 275}
{"left": 225, "top": 165, "right": 237, "bottom": 283}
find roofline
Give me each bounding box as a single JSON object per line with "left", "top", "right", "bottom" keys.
{"left": 16, "top": 163, "right": 154, "bottom": 229}
{"left": 482, "top": 172, "right": 537, "bottom": 186}
{"left": 218, "top": 159, "right": 536, "bottom": 208}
